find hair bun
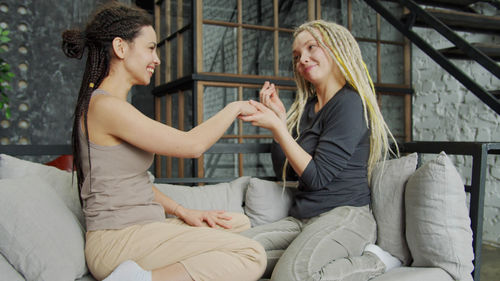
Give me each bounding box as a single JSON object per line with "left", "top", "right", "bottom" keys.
{"left": 62, "top": 29, "right": 86, "bottom": 59}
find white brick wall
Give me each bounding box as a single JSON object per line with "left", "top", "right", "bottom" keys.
{"left": 412, "top": 24, "right": 500, "bottom": 243}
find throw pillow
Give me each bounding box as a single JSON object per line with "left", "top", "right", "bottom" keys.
{"left": 0, "top": 178, "right": 87, "bottom": 281}
{"left": 154, "top": 176, "right": 250, "bottom": 215}
{"left": 0, "top": 154, "right": 84, "bottom": 228}
{"left": 244, "top": 177, "right": 295, "bottom": 227}
{"left": 405, "top": 152, "right": 474, "bottom": 281}
{"left": 370, "top": 153, "right": 418, "bottom": 265}
{"left": 0, "top": 253, "right": 25, "bottom": 281}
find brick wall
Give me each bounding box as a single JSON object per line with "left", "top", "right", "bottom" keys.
{"left": 411, "top": 5, "right": 500, "bottom": 242}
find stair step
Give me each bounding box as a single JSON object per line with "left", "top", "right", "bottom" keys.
{"left": 403, "top": 8, "right": 500, "bottom": 34}
{"left": 492, "top": 90, "right": 500, "bottom": 99}
{"left": 439, "top": 43, "right": 500, "bottom": 61}
{"left": 413, "top": 0, "right": 480, "bottom": 12}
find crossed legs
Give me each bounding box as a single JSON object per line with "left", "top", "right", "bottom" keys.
{"left": 242, "top": 205, "right": 385, "bottom": 281}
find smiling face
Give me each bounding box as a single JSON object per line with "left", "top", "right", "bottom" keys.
{"left": 292, "top": 30, "right": 337, "bottom": 86}
{"left": 123, "top": 25, "right": 160, "bottom": 86}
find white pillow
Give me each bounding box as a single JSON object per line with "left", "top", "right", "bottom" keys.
{"left": 154, "top": 176, "right": 250, "bottom": 215}
{"left": 0, "top": 253, "right": 25, "bottom": 281}
{"left": 405, "top": 152, "right": 474, "bottom": 281}
{"left": 371, "top": 153, "right": 418, "bottom": 265}
{"left": 0, "top": 154, "right": 84, "bottom": 228}
{"left": 244, "top": 178, "right": 295, "bottom": 227}
{"left": 0, "top": 178, "right": 87, "bottom": 281}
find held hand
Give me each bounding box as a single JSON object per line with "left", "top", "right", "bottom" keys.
{"left": 260, "top": 81, "right": 286, "bottom": 124}
{"left": 237, "top": 100, "right": 258, "bottom": 117}
{"left": 177, "top": 206, "right": 232, "bottom": 229}
{"left": 239, "top": 100, "right": 285, "bottom": 132}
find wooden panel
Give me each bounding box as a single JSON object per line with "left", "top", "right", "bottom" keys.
{"left": 166, "top": 95, "right": 173, "bottom": 177}
{"left": 237, "top": 0, "right": 242, "bottom": 74}
{"left": 196, "top": 0, "right": 203, "bottom": 72}
{"left": 196, "top": 83, "right": 204, "bottom": 178}
{"left": 178, "top": 91, "right": 185, "bottom": 177}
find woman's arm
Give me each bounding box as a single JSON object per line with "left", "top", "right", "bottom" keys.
{"left": 88, "top": 95, "right": 255, "bottom": 158}
{"left": 242, "top": 92, "right": 368, "bottom": 190}
{"left": 240, "top": 100, "right": 312, "bottom": 176}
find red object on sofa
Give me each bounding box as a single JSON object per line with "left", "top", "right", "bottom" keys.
{"left": 45, "top": 155, "right": 73, "bottom": 172}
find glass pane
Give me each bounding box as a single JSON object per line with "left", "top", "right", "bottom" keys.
{"left": 159, "top": 1, "right": 167, "bottom": 39}
{"left": 184, "top": 90, "right": 193, "bottom": 131}
{"left": 171, "top": 93, "right": 179, "bottom": 128}
{"left": 321, "top": 0, "right": 347, "bottom": 25}
{"left": 203, "top": 86, "right": 238, "bottom": 135}
{"left": 204, "top": 138, "right": 238, "bottom": 177}
{"left": 380, "top": 94, "right": 404, "bottom": 142}
{"left": 158, "top": 96, "right": 167, "bottom": 124}
{"left": 203, "top": 25, "right": 237, "bottom": 73}
{"left": 279, "top": 31, "right": 293, "bottom": 77}
{"left": 182, "top": 28, "right": 193, "bottom": 77}
{"left": 278, "top": 0, "right": 308, "bottom": 29}
{"left": 203, "top": 0, "right": 237, "bottom": 22}
{"left": 170, "top": 36, "right": 178, "bottom": 80}
{"left": 171, "top": 0, "right": 178, "bottom": 32}
{"left": 380, "top": 2, "right": 403, "bottom": 42}
{"left": 183, "top": 0, "right": 192, "bottom": 25}
{"left": 351, "top": 0, "right": 376, "bottom": 39}
{"left": 242, "top": 138, "right": 274, "bottom": 177}
{"left": 242, "top": 29, "right": 274, "bottom": 76}
{"left": 380, "top": 44, "right": 404, "bottom": 84}
{"left": 172, "top": 157, "right": 179, "bottom": 177}
{"left": 158, "top": 43, "right": 167, "bottom": 84}
{"left": 242, "top": 0, "right": 273, "bottom": 26}
{"left": 358, "top": 41, "right": 377, "bottom": 83}
{"left": 184, "top": 159, "right": 194, "bottom": 178}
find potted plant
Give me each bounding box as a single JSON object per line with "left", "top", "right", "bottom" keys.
{"left": 0, "top": 27, "right": 14, "bottom": 119}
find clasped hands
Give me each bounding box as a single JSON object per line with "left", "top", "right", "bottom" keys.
{"left": 239, "top": 81, "right": 287, "bottom": 132}
{"left": 179, "top": 81, "right": 286, "bottom": 229}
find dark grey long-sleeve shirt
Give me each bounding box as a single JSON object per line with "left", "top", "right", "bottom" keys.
{"left": 271, "top": 85, "right": 371, "bottom": 219}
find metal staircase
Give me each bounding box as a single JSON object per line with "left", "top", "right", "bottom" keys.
{"left": 364, "top": 0, "right": 500, "bottom": 115}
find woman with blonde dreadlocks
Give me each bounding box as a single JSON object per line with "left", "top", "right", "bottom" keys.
{"left": 240, "top": 20, "right": 402, "bottom": 281}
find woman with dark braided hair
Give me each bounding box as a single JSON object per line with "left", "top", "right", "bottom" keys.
{"left": 61, "top": 2, "right": 265, "bottom": 281}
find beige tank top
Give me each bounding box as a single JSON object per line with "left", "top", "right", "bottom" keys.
{"left": 80, "top": 89, "right": 164, "bottom": 231}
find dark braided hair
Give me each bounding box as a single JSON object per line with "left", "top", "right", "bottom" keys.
{"left": 61, "top": 1, "right": 152, "bottom": 205}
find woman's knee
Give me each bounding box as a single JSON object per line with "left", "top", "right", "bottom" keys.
{"left": 248, "top": 238, "right": 268, "bottom": 271}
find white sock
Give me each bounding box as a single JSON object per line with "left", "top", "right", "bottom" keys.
{"left": 103, "top": 260, "right": 152, "bottom": 281}
{"left": 364, "top": 244, "right": 402, "bottom": 272}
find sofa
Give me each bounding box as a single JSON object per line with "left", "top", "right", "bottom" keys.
{"left": 0, "top": 149, "right": 476, "bottom": 281}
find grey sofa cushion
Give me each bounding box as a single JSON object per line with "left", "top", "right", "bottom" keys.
{"left": 405, "top": 152, "right": 474, "bottom": 281}
{"left": 244, "top": 178, "right": 295, "bottom": 227}
{"left": 0, "top": 253, "right": 25, "bottom": 281}
{"left": 75, "top": 274, "right": 98, "bottom": 281}
{"left": 0, "top": 154, "right": 84, "bottom": 228}
{"left": 0, "top": 178, "right": 87, "bottom": 281}
{"left": 371, "top": 153, "right": 418, "bottom": 265}
{"left": 370, "top": 267, "right": 453, "bottom": 281}
{"left": 154, "top": 176, "right": 250, "bottom": 215}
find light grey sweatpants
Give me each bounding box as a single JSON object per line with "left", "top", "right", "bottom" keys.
{"left": 242, "top": 205, "right": 385, "bottom": 281}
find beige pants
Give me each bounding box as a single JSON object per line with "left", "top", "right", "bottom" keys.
{"left": 85, "top": 213, "right": 266, "bottom": 281}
